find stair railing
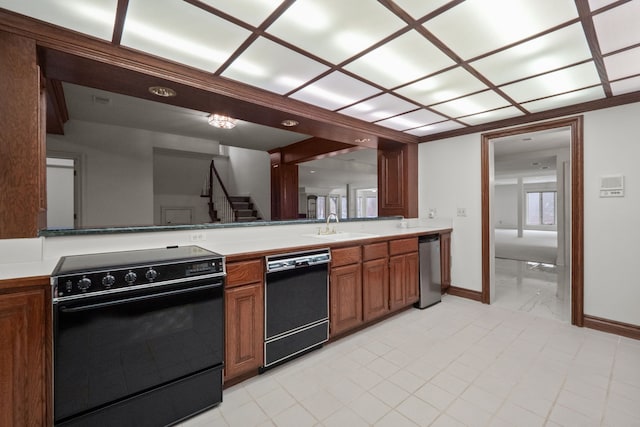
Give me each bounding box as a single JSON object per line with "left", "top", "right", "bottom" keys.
{"left": 209, "top": 160, "right": 234, "bottom": 223}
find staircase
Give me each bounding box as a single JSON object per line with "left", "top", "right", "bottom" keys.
{"left": 206, "top": 160, "right": 262, "bottom": 223}
{"left": 229, "top": 196, "right": 262, "bottom": 222}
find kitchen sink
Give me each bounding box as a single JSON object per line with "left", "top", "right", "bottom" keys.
{"left": 304, "top": 231, "right": 379, "bottom": 241}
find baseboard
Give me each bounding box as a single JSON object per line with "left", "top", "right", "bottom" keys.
{"left": 583, "top": 315, "right": 640, "bottom": 340}
{"left": 446, "top": 285, "right": 483, "bottom": 302}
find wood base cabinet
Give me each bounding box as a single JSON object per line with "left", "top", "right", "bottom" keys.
{"left": 329, "top": 246, "right": 363, "bottom": 337}
{"left": 440, "top": 231, "right": 451, "bottom": 292}
{"left": 224, "top": 260, "right": 264, "bottom": 382}
{"left": 0, "top": 278, "right": 51, "bottom": 426}
{"left": 362, "top": 242, "right": 390, "bottom": 322}
{"left": 389, "top": 238, "right": 419, "bottom": 310}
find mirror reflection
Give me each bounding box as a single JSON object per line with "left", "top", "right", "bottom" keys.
{"left": 45, "top": 82, "right": 377, "bottom": 230}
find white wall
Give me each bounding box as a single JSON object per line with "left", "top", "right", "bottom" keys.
{"left": 494, "top": 184, "right": 518, "bottom": 228}
{"left": 419, "top": 134, "right": 482, "bottom": 292}
{"left": 225, "top": 146, "right": 271, "bottom": 220}
{"left": 583, "top": 103, "right": 640, "bottom": 326}
{"left": 47, "top": 120, "right": 222, "bottom": 228}
{"left": 153, "top": 151, "right": 212, "bottom": 225}
{"left": 419, "top": 101, "right": 640, "bottom": 326}
{"left": 47, "top": 120, "right": 155, "bottom": 227}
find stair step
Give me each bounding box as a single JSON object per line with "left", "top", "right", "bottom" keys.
{"left": 228, "top": 196, "right": 251, "bottom": 203}
{"left": 236, "top": 217, "right": 258, "bottom": 222}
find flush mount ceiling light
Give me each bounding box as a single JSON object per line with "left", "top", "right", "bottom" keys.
{"left": 281, "top": 119, "right": 299, "bottom": 127}
{"left": 208, "top": 114, "right": 237, "bottom": 129}
{"left": 148, "top": 86, "right": 176, "bottom": 97}
{"left": 354, "top": 137, "right": 371, "bottom": 143}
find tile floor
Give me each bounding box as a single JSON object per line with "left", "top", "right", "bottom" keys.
{"left": 179, "top": 295, "right": 640, "bottom": 427}
{"left": 494, "top": 258, "right": 570, "bottom": 322}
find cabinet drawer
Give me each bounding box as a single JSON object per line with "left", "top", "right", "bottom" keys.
{"left": 363, "top": 242, "right": 388, "bottom": 261}
{"left": 226, "top": 259, "right": 264, "bottom": 288}
{"left": 331, "top": 246, "right": 361, "bottom": 267}
{"left": 389, "top": 237, "right": 418, "bottom": 256}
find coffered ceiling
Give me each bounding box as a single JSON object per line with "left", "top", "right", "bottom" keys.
{"left": 1, "top": 0, "right": 639, "bottom": 142}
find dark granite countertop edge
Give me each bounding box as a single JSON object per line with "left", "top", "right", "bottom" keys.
{"left": 39, "top": 216, "right": 404, "bottom": 237}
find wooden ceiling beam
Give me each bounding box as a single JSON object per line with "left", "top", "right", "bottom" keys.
{"left": 272, "top": 137, "right": 372, "bottom": 165}
{"left": 44, "top": 78, "right": 68, "bottom": 135}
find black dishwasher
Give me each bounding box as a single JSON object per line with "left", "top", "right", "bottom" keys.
{"left": 264, "top": 249, "right": 330, "bottom": 368}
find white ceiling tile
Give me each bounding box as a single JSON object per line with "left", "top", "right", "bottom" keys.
{"left": 471, "top": 24, "right": 592, "bottom": 85}
{"left": 458, "top": 106, "right": 524, "bottom": 126}
{"left": 425, "top": 0, "right": 579, "bottom": 60}
{"left": 430, "top": 90, "right": 510, "bottom": 117}
{"left": 604, "top": 47, "right": 640, "bottom": 80}
{"left": 588, "top": 0, "right": 618, "bottom": 11}
{"left": 198, "top": 0, "right": 280, "bottom": 27}
{"left": 344, "top": 30, "right": 455, "bottom": 88}
{"left": 521, "top": 86, "right": 605, "bottom": 112}
{"left": 375, "top": 109, "right": 446, "bottom": 131}
{"left": 610, "top": 75, "right": 640, "bottom": 96}
{"left": 593, "top": 1, "right": 640, "bottom": 54}
{"left": 121, "top": 0, "right": 251, "bottom": 72}
{"left": 406, "top": 120, "right": 466, "bottom": 136}
{"left": 395, "top": 67, "right": 487, "bottom": 106}
{"left": 222, "top": 37, "right": 329, "bottom": 94}
{"left": 266, "top": 0, "right": 405, "bottom": 64}
{"left": 0, "top": 0, "right": 117, "bottom": 40}
{"left": 500, "top": 62, "right": 601, "bottom": 102}
{"left": 289, "top": 72, "right": 381, "bottom": 110}
{"left": 339, "top": 94, "right": 417, "bottom": 122}
{"left": 391, "top": 0, "right": 452, "bottom": 20}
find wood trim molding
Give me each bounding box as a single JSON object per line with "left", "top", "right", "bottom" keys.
{"left": 584, "top": 315, "right": 640, "bottom": 341}
{"left": 481, "top": 116, "right": 584, "bottom": 325}
{"left": 446, "top": 286, "right": 483, "bottom": 302}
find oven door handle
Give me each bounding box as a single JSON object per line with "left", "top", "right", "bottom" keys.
{"left": 58, "top": 282, "right": 223, "bottom": 313}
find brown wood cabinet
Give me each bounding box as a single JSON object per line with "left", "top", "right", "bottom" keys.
{"left": 224, "top": 259, "right": 264, "bottom": 382}
{"left": 362, "top": 242, "right": 389, "bottom": 322}
{"left": 389, "top": 238, "right": 419, "bottom": 310}
{"left": 440, "top": 231, "right": 452, "bottom": 293}
{"left": 0, "top": 277, "right": 51, "bottom": 426}
{"left": 329, "top": 246, "right": 363, "bottom": 336}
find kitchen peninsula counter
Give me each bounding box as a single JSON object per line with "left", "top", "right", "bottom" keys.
{"left": 0, "top": 218, "right": 452, "bottom": 280}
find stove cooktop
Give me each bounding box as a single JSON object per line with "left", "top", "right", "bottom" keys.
{"left": 51, "top": 245, "right": 225, "bottom": 301}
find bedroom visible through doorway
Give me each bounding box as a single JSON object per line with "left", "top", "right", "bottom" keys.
{"left": 484, "top": 121, "right": 579, "bottom": 323}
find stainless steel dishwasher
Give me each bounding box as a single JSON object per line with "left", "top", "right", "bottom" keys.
{"left": 264, "top": 248, "right": 330, "bottom": 369}
{"left": 415, "top": 235, "right": 442, "bottom": 309}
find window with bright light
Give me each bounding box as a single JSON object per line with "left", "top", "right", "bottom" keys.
{"left": 526, "top": 191, "right": 556, "bottom": 225}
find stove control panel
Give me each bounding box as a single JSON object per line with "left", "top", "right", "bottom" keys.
{"left": 53, "top": 257, "right": 225, "bottom": 300}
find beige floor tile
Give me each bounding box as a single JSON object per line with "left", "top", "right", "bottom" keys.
{"left": 396, "top": 395, "right": 439, "bottom": 426}
{"left": 350, "top": 392, "right": 392, "bottom": 424}
{"left": 374, "top": 409, "right": 418, "bottom": 427}
{"left": 271, "top": 403, "right": 316, "bottom": 427}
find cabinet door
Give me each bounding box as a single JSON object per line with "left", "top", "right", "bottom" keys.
{"left": 0, "top": 287, "right": 49, "bottom": 427}
{"left": 440, "top": 232, "right": 452, "bottom": 292}
{"left": 389, "top": 255, "right": 406, "bottom": 311}
{"left": 224, "top": 282, "right": 264, "bottom": 381}
{"left": 404, "top": 252, "right": 419, "bottom": 304}
{"left": 363, "top": 258, "right": 389, "bottom": 322}
{"left": 330, "top": 264, "right": 362, "bottom": 336}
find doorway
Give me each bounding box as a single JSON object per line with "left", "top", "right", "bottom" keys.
{"left": 46, "top": 154, "right": 82, "bottom": 229}
{"left": 481, "top": 117, "right": 584, "bottom": 326}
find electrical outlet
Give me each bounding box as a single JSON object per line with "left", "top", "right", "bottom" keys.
{"left": 428, "top": 208, "right": 437, "bottom": 219}
{"left": 457, "top": 208, "right": 467, "bottom": 217}
{"left": 190, "top": 232, "right": 206, "bottom": 242}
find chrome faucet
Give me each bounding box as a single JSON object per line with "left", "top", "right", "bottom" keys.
{"left": 321, "top": 212, "right": 339, "bottom": 235}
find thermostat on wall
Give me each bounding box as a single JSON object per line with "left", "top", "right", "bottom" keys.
{"left": 599, "top": 174, "right": 624, "bottom": 197}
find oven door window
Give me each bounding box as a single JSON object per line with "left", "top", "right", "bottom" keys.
{"left": 54, "top": 281, "right": 223, "bottom": 422}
